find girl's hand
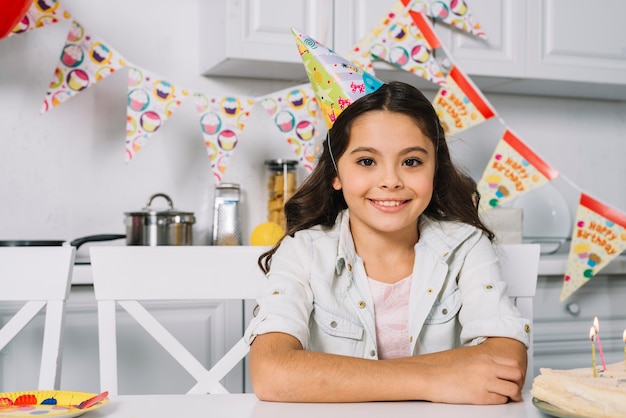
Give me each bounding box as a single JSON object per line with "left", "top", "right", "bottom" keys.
{"left": 423, "top": 354, "right": 524, "bottom": 404}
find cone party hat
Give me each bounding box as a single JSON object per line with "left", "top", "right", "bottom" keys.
{"left": 292, "top": 27, "right": 385, "bottom": 129}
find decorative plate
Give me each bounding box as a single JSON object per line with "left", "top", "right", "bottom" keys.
{"left": 532, "top": 397, "right": 587, "bottom": 418}
{"left": 0, "top": 390, "right": 109, "bottom": 417}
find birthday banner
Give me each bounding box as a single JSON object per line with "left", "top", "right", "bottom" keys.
{"left": 347, "top": 0, "right": 409, "bottom": 74}
{"left": 9, "top": 0, "right": 71, "bottom": 36}
{"left": 125, "top": 65, "right": 188, "bottom": 162}
{"left": 477, "top": 129, "right": 560, "bottom": 210}
{"left": 370, "top": 6, "right": 447, "bottom": 86}
{"left": 405, "top": 0, "right": 486, "bottom": 39}
{"left": 347, "top": 0, "right": 487, "bottom": 74}
{"left": 260, "top": 84, "right": 323, "bottom": 172}
{"left": 432, "top": 65, "right": 496, "bottom": 135}
{"left": 41, "top": 20, "right": 126, "bottom": 114}
{"left": 561, "top": 194, "right": 626, "bottom": 301}
{"left": 194, "top": 93, "right": 255, "bottom": 183}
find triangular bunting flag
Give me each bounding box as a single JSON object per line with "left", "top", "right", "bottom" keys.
{"left": 369, "top": 6, "right": 447, "bottom": 86}
{"left": 291, "top": 27, "right": 385, "bottom": 129}
{"left": 41, "top": 20, "right": 126, "bottom": 113}
{"left": 125, "top": 65, "right": 188, "bottom": 162}
{"left": 477, "top": 129, "right": 560, "bottom": 210}
{"left": 404, "top": 0, "right": 486, "bottom": 39}
{"left": 260, "top": 83, "right": 323, "bottom": 172}
{"left": 432, "top": 65, "right": 496, "bottom": 135}
{"left": 346, "top": 0, "right": 409, "bottom": 74}
{"left": 9, "top": 0, "right": 71, "bottom": 37}
{"left": 561, "top": 194, "right": 626, "bottom": 301}
{"left": 194, "top": 93, "right": 254, "bottom": 183}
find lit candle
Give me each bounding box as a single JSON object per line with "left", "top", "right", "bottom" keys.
{"left": 593, "top": 317, "right": 607, "bottom": 372}
{"left": 590, "top": 327, "right": 598, "bottom": 378}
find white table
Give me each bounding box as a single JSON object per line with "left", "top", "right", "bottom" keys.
{"left": 87, "top": 392, "right": 547, "bottom": 418}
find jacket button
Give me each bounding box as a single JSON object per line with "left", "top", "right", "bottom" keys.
{"left": 358, "top": 301, "right": 366, "bottom": 309}
{"left": 330, "top": 321, "right": 337, "bottom": 328}
{"left": 442, "top": 308, "right": 448, "bottom": 315}
{"left": 524, "top": 324, "right": 531, "bottom": 333}
{"left": 347, "top": 263, "right": 352, "bottom": 271}
{"left": 369, "top": 350, "right": 376, "bottom": 357}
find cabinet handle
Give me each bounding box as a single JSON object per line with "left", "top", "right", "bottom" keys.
{"left": 566, "top": 302, "right": 580, "bottom": 316}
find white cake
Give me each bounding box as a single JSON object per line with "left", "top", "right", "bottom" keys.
{"left": 531, "top": 362, "right": 626, "bottom": 418}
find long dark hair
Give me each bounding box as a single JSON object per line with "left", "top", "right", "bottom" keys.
{"left": 259, "top": 81, "right": 493, "bottom": 273}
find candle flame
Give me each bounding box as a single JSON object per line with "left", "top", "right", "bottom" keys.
{"left": 590, "top": 327, "right": 596, "bottom": 341}
{"left": 623, "top": 329, "right": 626, "bottom": 343}
{"left": 593, "top": 316, "right": 600, "bottom": 332}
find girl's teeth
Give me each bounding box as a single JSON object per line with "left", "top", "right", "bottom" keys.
{"left": 375, "top": 200, "right": 401, "bottom": 207}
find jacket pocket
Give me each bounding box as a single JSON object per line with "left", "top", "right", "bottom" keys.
{"left": 312, "top": 304, "right": 364, "bottom": 340}
{"left": 425, "top": 287, "right": 462, "bottom": 325}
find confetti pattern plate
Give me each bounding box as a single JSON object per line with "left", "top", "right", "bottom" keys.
{"left": 0, "top": 390, "right": 109, "bottom": 417}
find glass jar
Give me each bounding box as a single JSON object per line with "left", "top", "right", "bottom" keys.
{"left": 265, "top": 159, "right": 298, "bottom": 229}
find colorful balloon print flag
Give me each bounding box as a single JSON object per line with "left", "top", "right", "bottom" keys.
{"left": 561, "top": 194, "right": 626, "bottom": 301}
{"left": 403, "top": 0, "right": 486, "bottom": 39}
{"left": 292, "top": 27, "right": 385, "bottom": 129}
{"left": 194, "top": 93, "right": 255, "bottom": 183}
{"left": 125, "top": 65, "right": 187, "bottom": 162}
{"left": 261, "top": 83, "right": 323, "bottom": 172}
{"left": 432, "top": 65, "right": 495, "bottom": 135}
{"left": 346, "top": 0, "right": 409, "bottom": 74}
{"left": 477, "top": 129, "right": 560, "bottom": 210}
{"left": 369, "top": 6, "right": 447, "bottom": 86}
{"left": 41, "top": 20, "right": 126, "bottom": 113}
{"left": 9, "top": 0, "right": 71, "bottom": 37}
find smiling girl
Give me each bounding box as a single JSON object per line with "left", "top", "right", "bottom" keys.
{"left": 245, "top": 81, "right": 530, "bottom": 404}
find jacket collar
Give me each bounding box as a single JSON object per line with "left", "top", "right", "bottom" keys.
{"left": 334, "top": 210, "right": 477, "bottom": 274}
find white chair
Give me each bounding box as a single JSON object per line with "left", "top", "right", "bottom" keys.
{"left": 0, "top": 247, "right": 75, "bottom": 390}
{"left": 498, "top": 244, "right": 540, "bottom": 390}
{"left": 90, "top": 246, "right": 266, "bottom": 396}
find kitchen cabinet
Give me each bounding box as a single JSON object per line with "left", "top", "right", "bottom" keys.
{"left": 201, "top": 0, "right": 626, "bottom": 100}
{"left": 199, "top": 0, "right": 334, "bottom": 80}
{"left": 0, "top": 287, "right": 251, "bottom": 394}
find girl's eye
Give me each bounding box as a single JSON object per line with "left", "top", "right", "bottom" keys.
{"left": 403, "top": 158, "right": 422, "bottom": 167}
{"left": 357, "top": 158, "right": 375, "bottom": 166}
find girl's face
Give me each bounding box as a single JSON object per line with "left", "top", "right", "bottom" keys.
{"left": 332, "top": 110, "right": 436, "bottom": 240}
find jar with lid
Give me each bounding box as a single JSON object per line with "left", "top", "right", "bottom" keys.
{"left": 265, "top": 159, "right": 298, "bottom": 229}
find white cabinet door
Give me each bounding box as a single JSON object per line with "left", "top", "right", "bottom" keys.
{"left": 433, "top": 0, "right": 526, "bottom": 79}
{"left": 526, "top": 0, "right": 626, "bottom": 85}
{"left": 200, "top": 0, "right": 334, "bottom": 79}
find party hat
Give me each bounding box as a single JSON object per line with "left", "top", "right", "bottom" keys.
{"left": 292, "top": 27, "right": 385, "bottom": 128}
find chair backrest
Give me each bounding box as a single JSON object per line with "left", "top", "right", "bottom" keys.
{"left": 497, "top": 244, "right": 540, "bottom": 389}
{"left": 0, "top": 247, "right": 75, "bottom": 390}
{"left": 90, "top": 246, "right": 267, "bottom": 396}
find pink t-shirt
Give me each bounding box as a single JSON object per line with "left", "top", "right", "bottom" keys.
{"left": 368, "top": 275, "right": 412, "bottom": 359}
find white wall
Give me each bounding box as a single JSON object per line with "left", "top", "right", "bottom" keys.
{"left": 1, "top": 0, "right": 625, "bottom": 256}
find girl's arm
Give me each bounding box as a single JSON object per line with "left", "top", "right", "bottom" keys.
{"left": 249, "top": 332, "right": 525, "bottom": 404}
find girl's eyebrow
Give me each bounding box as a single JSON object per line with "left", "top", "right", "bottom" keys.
{"left": 349, "top": 146, "right": 430, "bottom": 155}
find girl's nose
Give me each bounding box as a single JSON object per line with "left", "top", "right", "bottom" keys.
{"left": 379, "top": 167, "right": 403, "bottom": 189}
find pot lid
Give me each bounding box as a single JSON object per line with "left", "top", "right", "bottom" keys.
{"left": 125, "top": 193, "right": 195, "bottom": 219}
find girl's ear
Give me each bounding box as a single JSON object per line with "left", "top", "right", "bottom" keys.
{"left": 332, "top": 176, "right": 342, "bottom": 191}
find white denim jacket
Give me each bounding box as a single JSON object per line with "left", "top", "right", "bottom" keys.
{"left": 244, "top": 210, "right": 530, "bottom": 359}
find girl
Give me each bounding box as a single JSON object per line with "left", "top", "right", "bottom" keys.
{"left": 245, "top": 81, "right": 530, "bottom": 404}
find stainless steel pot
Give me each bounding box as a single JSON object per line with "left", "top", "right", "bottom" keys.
{"left": 124, "top": 193, "right": 195, "bottom": 246}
